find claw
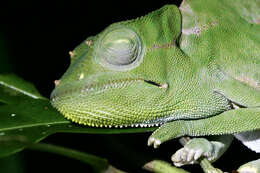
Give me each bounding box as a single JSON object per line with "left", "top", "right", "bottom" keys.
{"left": 174, "top": 162, "right": 184, "bottom": 167}
{"left": 147, "top": 137, "right": 155, "bottom": 146}
{"left": 154, "top": 139, "right": 161, "bottom": 148}
{"left": 147, "top": 137, "right": 161, "bottom": 148}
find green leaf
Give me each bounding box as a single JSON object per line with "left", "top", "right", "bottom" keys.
{"left": 0, "top": 74, "right": 156, "bottom": 158}
{"left": 0, "top": 74, "right": 46, "bottom": 103}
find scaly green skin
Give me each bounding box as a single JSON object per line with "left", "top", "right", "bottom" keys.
{"left": 51, "top": 0, "right": 260, "bottom": 171}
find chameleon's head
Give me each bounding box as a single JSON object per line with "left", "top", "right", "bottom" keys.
{"left": 50, "top": 5, "right": 188, "bottom": 127}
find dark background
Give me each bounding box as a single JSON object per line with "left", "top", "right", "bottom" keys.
{"left": 0, "top": 1, "right": 258, "bottom": 173}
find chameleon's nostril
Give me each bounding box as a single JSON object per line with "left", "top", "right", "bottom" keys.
{"left": 85, "top": 40, "right": 92, "bottom": 46}
{"left": 54, "top": 80, "right": 60, "bottom": 87}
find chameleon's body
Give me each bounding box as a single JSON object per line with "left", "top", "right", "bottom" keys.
{"left": 51, "top": 0, "right": 260, "bottom": 171}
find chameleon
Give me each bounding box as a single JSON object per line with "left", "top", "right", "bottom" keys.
{"left": 50, "top": 0, "right": 260, "bottom": 172}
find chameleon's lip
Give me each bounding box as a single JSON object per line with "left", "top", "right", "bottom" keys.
{"left": 63, "top": 111, "right": 164, "bottom": 128}
{"left": 50, "top": 78, "right": 166, "bottom": 101}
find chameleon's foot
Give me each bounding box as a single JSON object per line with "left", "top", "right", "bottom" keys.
{"left": 171, "top": 138, "right": 215, "bottom": 167}
{"left": 147, "top": 121, "right": 183, "bottom": 148}
{"left": 238, "top": 159, "right": 260, "bottom": 173}
{"left": 148, "top": 136, "right": 162, "bottom": 148}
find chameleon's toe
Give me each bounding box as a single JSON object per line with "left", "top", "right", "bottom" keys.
{"left": 186, "top": 148, "right": 196, "bottom": 162}
{"left": 147, "top": 137, "right": 162, "bottom": 148}
{"left": 171, "top": 148, "right": 199, "bottom": 166}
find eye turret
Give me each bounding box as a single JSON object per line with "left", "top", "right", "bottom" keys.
{"left": 94, "top": 26, "right": 144, "bottom": 71}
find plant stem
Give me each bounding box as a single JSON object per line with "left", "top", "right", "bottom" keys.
{"left": 200, "top": 158, "right": 224, "bottom": 173}
{"left": 143, "top": 160, "right": 190, "bottom": 173}
{"left": 27, "top": 142, "right": 109, "bottom": 173}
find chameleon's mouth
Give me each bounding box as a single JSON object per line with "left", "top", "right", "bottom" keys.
{"left": 50, "top": 78, "right": 170, "bottom": 128}
{"left": 50, "top": 78, "right": 167, "bottom": 101}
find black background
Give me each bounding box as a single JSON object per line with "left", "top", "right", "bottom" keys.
{"left": 0, "top": 1, "right": 258, "bottom": 173}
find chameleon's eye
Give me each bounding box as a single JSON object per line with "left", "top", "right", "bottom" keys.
{"left": 94, "top": 26, "right": 144, "bottom": 71}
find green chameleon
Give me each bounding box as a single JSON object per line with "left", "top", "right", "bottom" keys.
{"left": 50, "top": 0, "right": 260, "bottom": 172}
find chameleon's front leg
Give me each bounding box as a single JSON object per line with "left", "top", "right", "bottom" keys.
{"left": 148, "top": 108, "right": 260, "bottom": 170}
{"left": 148, "top": 119, "right": 233, "bottom": 166}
